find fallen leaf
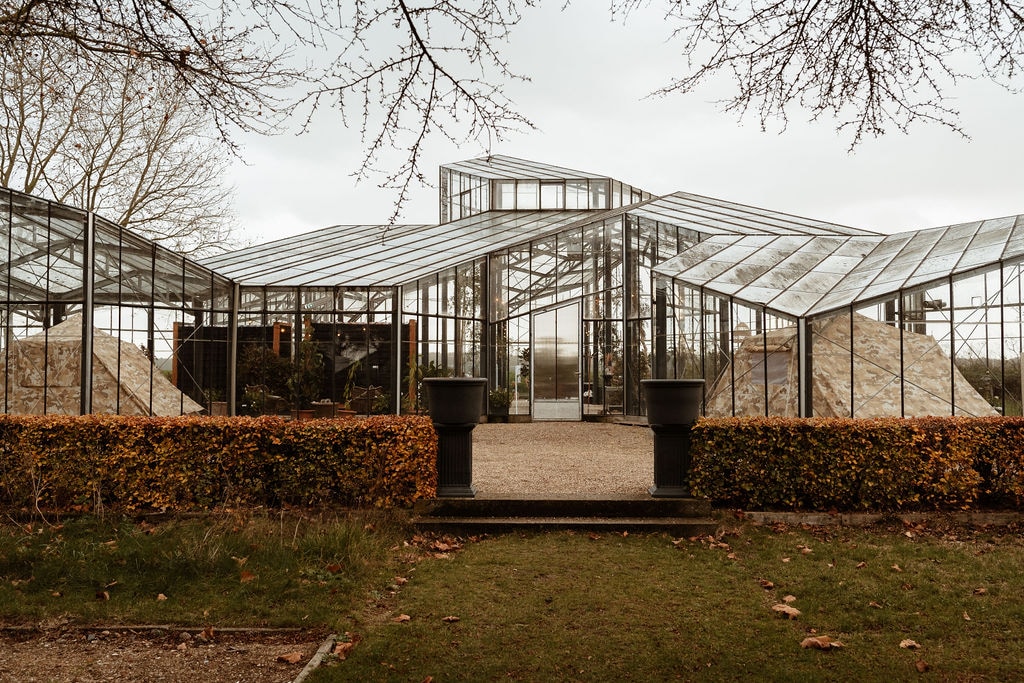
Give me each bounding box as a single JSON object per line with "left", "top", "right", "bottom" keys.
{"left": 422, "top": 677, "right": 434, "bottom": 683}
{"left": 231, "top": 555, "right": 248, "bottom": 566}
{"left": 801, "top": 635, "right": 843, "bottom": 650}
{"left": 772, "top": 604, "right": 801, "bottom": 619}
{"left": 96, "top": 591, "right": 109, "bottom": 601}
{"left": 856, "top": 561, "right": 867, "bottom": 569}
{"left": 442, "top": 615, "right": 460, "bottom": 623}
{"left": 394, "top": 576, "right": 409, "bottom": 585}
{"left": 963, "top": 611, "right": 971, "bottom": 621}
{"left": 622, "top": 531, "right": 629, "bottom": 537}
{"left": 202, "top": 626, "right": 215, "bottom": 641}
{"left": 326, "top": 563, "right": 343, "bottom": 574}
{"left": 50, "top": 591, "right": 62, "bottom": 598}
{"left": 240, "top": 570, "right": 257, "bottom": 583}
{"left": 781, "top": 557, "right": 791, "bottom": 563}
{"left": 276, "top": 651, "right": 303, "bottom": 664}
{"left": 891, "top": 564, "right": 903, "bottom": 572}
{"left": 726, "top": 552, "right": 738, "bottom": 560}
{"left": 868, "top": 601, "right": 882, "bottom": 609}
{"left": 156, "top": 593, "right": 168, "bottom": 601}
{"left": 758, "top": 579, "right": 775, "bottom": 590}
{"left": 905, "top": 531, "right": 914, "bottom": 538}
{"left": 588, "top": 532, "right": 601, "bottom": 541}
{"left": 973, "top": 587, "right": 988, "bottom": 595}
{"left": 899, "top": 639, "right": 921, "bottom": 650}
{"left": 176, "top": 642, "right": 187, "bottom": 651}
{"left": 783, "top": 595, "right": 797, "bottom": 603}
{"left": 334, "top": 641, "right": 355, "bottom": 659}
{"left": 393, "top": 614, "right": 411, "bottom": 623}
{"left": 915, "top": 660, "right": 930, "bottom": 673}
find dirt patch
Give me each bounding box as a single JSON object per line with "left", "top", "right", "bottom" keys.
{"left": 0, "top": 627, "right": 328, "bottom": 683}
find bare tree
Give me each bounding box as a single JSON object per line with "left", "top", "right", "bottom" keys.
{"left": 0, "top": 40, "right": 237, "bottom": 255}
{"left": 622, "top": 0, "right": 1024, "bottom": 144}
{"left": 5, "top": 0, "right": 1024, "bottom": 216}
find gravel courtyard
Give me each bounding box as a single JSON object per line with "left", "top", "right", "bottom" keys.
{"left": 471, "top": 421, "right": 654, "bottom": 497}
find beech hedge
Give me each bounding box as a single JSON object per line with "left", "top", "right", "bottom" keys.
{"left": 0, "top": 414, "right": 437, "bottom": 513}
{"left": 691, "top": 416, "right": 1024, "bottom": 511}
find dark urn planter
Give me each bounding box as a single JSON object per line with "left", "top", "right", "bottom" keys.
{"left": 642, "top": 379, "right": 705, "bottom": 498}
{"left": 423, "top": 377, "right": 486, "bottom": 498}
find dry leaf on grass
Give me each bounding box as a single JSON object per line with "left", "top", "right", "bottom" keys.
{"left": 156, "top": 593, "right": 168, "bottom": 601}
{"left": 899, "top": 639, "right": 921, "bottom": 650}
{"left": 239, "top": 570, "right": 257, "bottom": 583}
{"left": 95, "top": 591, "right": 109, "bottom": 601}
{"left": 758, "top": 579, "right": 775, "bottom": 590}
{"left": 772, "top": 604, "right": 801, "bottom": 619}
{"left": 334, "top": 641, "right": 355, "bottom": 659}
{"left": 891, "top": 564, "right": 903, "bottom": 572}
{"left": 974, "top": 587, "right": 988, "bottom": 595}
{"left": 276, "top": 651, "right": 304, "bottom": 664}
{"left": 395, "top": 576, "right": 409, "bottom": 585}
{"left": 868, "top": 601, "right": 882, "bottom": 609}
{"left": 783, "top": 595, "right": 797, "bottom": 603}
{"left": 393, "top": 614, "right": 411, "bottom": 623}
{"left": 442, "top": 615, "right": 460, "bottom": 623}
{"left": 915, "top": 659, "right": 930, "bottom": 672}
{"left": 964, "top": 611, "right": 971, "bottom": 621}
{"left": 801, "top": 635, "right": 843, "bottom": 650}
{"left": 856, "top": 561, "right": 867, "bottom": 569}
{"left": 326, "top": 563, "right": 343, "bottom": 574}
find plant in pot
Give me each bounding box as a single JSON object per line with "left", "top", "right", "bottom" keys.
{"left": 287, "top": 332, "right": 324, "bottom": 420}
{"left": 488, "top": 386, "right": 512, "bottom": 422}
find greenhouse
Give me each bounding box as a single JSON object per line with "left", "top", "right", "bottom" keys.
{"left": 2, "top": 155, "right": 1023, "bottom": 419}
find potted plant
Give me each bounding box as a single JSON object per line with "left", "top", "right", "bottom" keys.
{"left": 488, "top": 386, "right": 512, "bottom": 422}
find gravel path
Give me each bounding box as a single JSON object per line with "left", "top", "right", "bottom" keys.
{"left": 471, "top": 422, "right": 654, "bottom": 497}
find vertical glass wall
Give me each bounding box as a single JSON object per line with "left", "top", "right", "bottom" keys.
{"left": 230, "top": 285, "right": 397, "bottom": 415}
{"left": 400, "top": 261, "right": 484, "bottom": 413}
{"left": 660, "top": 259, "right": 1024, "bottom": 417}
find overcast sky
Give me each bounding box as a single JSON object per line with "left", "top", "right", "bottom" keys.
{"left": 228, "top": 4, "right": 1024, "bottom": 245}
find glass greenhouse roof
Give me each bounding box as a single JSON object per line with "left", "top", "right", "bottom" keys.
{"left": 656, "top": 213, "right": 1024, "bottom": 320}
{"left": 204, "top": 208, "right": 621, "bottom": 287}
{"left": 441, "top": 155, "right": 609, "bottom": 181}
{"left": 1, "top": 188, "right": 225, "bottom": 315}
{"left": 633, "top": 192, "right": 879, "bottom": 238}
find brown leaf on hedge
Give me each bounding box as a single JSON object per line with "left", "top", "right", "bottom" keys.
{"left": 276, "top": 651, "right": 303, "bottom": 664}
{"left": 240, "top": 570, "right": 257, "bottom": 583}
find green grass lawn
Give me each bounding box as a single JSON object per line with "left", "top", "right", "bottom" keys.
{"left": 3, "top": 513, "right": 1024, "bottom": 681}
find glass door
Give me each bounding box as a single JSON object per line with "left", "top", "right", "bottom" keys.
{"left": 532, "top": 302, "right": 581, "bottom": 420}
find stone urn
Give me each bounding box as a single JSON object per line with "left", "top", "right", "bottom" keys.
{"left": 642, "top": 379, "right": 705, "bottom": 497}
{"left": 423, "top": 377, "right": 486, "bottom": 497}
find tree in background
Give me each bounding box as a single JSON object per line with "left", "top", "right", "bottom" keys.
{"left": 4, "top": 1, "right": 1024, "bottom": 215}
{"left": 0, "top": 39, "right": 238, "bottom": 255}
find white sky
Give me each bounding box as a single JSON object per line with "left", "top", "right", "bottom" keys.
{"left": 229, "top": 4, "right": 1024, "bottom": 245}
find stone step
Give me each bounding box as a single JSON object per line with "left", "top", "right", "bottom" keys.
{"left": 414, "top": 495, "right": 712, "bottom": 519}
{"left": 412, "top": 496, "right": 718, "bottom": 536}
{"left": 412, "top": 515, "right": 719, "bottom": 536}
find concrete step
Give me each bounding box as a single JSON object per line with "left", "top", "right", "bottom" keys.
{"left": 412, "top": 495, "right": 718, "bottom": 536}
{"left": 412, "top": 514, "right": 719, "bottom": 536}
{"left": 414, "top": 495, "right": 711, "bottom": 519}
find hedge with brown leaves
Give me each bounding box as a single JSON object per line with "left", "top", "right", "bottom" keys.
{"left": 0, "top": 414, "right": 437, "bottom": 512}
{"left": 691, "top": 416, "right": 1024, "bottom": 511}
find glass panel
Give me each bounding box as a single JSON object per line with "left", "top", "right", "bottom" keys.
{"left": 516, "top": 181, "right": 539, "bottom": 210}
{"left": 533, "top": 303, "right": 580, "bottom": 419}
{"left": 566, "top": 181, "right": 588, "bottom": 210}
{"left": 540, "top": 182, "right": 564, "bottom": 210}
{"left": 589, "top": 180, "right": 608, "bottom": 210}
{"left": 494, "top": 180, "right": 514, "bottom": 210}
